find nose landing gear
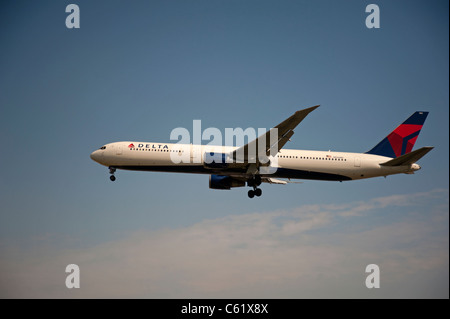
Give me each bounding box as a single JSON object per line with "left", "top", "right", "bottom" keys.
{"left": 109, "top": 167, "right": 116, "bottom": 181}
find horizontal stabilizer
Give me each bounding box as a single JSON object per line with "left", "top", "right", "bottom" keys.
{"left": 380, "top": 146, "right": 434, "bottom": 166}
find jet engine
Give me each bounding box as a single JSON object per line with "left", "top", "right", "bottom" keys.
{"left": 209, "top": 175, "right": 245, "bottom": 190}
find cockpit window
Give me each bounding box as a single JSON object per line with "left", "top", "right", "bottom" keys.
{"left": 100, "top": 146, "right": 106, "bottom": 150}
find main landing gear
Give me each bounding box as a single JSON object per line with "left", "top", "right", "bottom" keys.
{"left": 109, "top": 166, "right": 116, "bottom": 181}
{"left": 248, "top": 187, "right": 262, "bottom": 198}
{"left": 247, "top": 175, "right": 262, "bottom": 199}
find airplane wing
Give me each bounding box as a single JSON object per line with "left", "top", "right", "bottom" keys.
{"left": 380, "top": 146, "right": 434, "bottom": 166}
{"left": 232, "top": 105, "right": 320, "bottom": 163}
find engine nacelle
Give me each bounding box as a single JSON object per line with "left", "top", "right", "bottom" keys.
{"left": 204, "top": 152, "right": 230, "bottom": 169}
{"left": 209, "top": 175, "right": 246, "bottom": 190}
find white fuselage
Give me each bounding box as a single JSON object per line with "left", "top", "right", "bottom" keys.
{"left": 90, "top": 141, "right": 420, "bottom": 181}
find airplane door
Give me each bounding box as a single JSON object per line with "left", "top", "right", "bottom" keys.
{"left": 116, "top": 145, "right": 122, "bottom": 155}
{"left": 354, "top": 157, "right": 361, "bottom": 167}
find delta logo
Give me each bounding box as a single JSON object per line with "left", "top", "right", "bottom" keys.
{"left": 127, "top": 143, "right": 169, "bottom": 149}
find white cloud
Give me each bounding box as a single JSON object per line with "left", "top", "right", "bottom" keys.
{"left": 0, "top": 189, "right": 448, "bottom": 298}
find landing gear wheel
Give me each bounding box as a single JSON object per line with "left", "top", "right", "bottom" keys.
{"left": 108, "top": 167, "right": 116, "bottom": 181}
{"left": 255, "top": 188, "right": 262, "bottom": 197}
{"left": 248, "top": 190, "right": 255, "bottom": 198}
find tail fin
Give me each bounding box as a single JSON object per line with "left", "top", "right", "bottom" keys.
{"left": 366, "top": 111, "right": 429, "bottom": 158}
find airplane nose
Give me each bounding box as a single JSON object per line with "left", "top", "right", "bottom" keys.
{"left": 90, "top": 150, "right": 101, "bottom": 162}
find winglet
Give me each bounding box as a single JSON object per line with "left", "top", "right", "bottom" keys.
{"left": 278, "top": 105, "right": 320, "bottom": 132}
{"left": 272, "top": 105, "right": 320, "bottom": 151}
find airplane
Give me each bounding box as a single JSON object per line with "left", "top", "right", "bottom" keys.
{"left": 90, "top": 106, "right": 433, "bottom": 198}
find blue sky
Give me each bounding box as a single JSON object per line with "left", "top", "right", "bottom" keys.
{"left": 0, "top": 0, "right": 448, "bottom": 298}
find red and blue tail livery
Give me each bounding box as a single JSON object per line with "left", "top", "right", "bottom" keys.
{"left": 366, "top": 111, "right": 429, "bottom": 158}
